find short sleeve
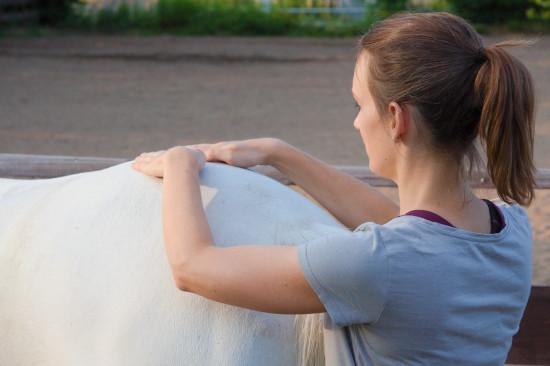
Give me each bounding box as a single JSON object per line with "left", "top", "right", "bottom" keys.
{"left": 297, "top": 224, "right": 389, "bottom": 327}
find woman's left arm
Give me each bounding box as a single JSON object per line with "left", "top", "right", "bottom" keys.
{"left": 133, "top": 147, "right": 324, "bottom": 315}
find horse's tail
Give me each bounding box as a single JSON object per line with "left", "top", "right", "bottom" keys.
{"left": 295, "top": 313, "right": 324, "bottom": 366}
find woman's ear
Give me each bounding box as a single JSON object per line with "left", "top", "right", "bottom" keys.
{"left": 387, "top": 101, "right": 408, "bottom": 142}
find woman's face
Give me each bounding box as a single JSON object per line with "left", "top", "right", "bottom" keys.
{"left": 352, "top": 52, "right": 395, "bottom": 179}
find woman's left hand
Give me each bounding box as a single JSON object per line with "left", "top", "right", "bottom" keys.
{"left": 132, "top": 146, "right": 206, "bottom": 178}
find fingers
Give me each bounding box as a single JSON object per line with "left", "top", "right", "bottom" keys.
{"left": 188, "top": 141, "right": 245, "bottom": 166}
{"left": 186, "top": 143, "right": 219, "bottom": 162}
{"left": 131, "top": 158, "right": 144, "bottom": 172}
{"left": 134, "top": 142, "right": 235, "bottom": 166}
{"left": 137, "top": 150, "right": 164, "bottom": 159}
{"left": 133, "top": 150, "right": 166, "bottom": 172}
{"left": 187, "top": 144, "right": 210, "bottom": 154}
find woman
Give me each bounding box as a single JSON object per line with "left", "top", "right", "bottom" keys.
{"left": 132, "top": 12, "right": 534, "bottom": 365}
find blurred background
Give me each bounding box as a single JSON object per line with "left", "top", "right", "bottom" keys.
{"left": 0, "top": 0, "right": 549, "bottom": 285}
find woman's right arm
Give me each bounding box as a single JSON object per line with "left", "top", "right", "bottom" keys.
{"left": 266, "top": 140, "right": 399, "bottom": 228}
{"left": 193, "top": 138, "right": 399, "bottom": 229}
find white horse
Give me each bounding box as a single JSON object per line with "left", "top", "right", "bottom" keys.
{"left": 0, "top": 161, "right": 349, "bottom": 366}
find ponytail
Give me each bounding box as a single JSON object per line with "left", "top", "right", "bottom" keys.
{"left": 475, "top": 41, "right": 536, "bottom": 206}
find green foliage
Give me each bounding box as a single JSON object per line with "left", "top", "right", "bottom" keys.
{"left": 371, "top": 0, "right": 410, "bottom": 18}
{"left": 447, "top": 0, "right": 532, "bottom": 24}
{"left": 528, "top": 0, "right": 550, "bottom": 20}
{"left": 363, "top": 0, "right": 549, "bottom": 33}
{"left": 363, "top": 0, "right": 398, "bottom": 25}
{"left": 37, "top": 0, "right": 83, "bottom": 25}
{"left": 156, "top": 0, "right": 200, "bottom": 29}
{"left": 363, "top": 0, "right": 446, "bottom": 26}
{"left": 7, "top": 0, "right": 549, "bottom": 36}
{"left": 65, "top": 0, "right": 366, "bottom": 36}
{"left": 155, "top": 0, "right": 296, "bottom": 35}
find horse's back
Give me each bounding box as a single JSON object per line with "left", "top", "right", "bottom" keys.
{"left": 0, "top": 162, "right": 341, "bottom": 365}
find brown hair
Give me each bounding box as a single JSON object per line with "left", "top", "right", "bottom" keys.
{"left": 357, "top": 12, "right": 536, "bottom": 206}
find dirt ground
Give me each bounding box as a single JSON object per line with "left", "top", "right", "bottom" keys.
{"left": 1, "top": 34, "right": 549, "bottom": 285}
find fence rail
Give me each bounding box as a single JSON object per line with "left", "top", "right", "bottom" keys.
{"left": 0, "top": 152, "right": 549, "bottom": 365}
{"left": 1, "top": 153, "right": 550, "bottom": 189}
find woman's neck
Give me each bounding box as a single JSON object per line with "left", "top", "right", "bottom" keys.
{"left": 394, "top": 154, "right": 476, "bottom": 216}
{"left": 392, "top": 151, "right": 494, "bottom": 234}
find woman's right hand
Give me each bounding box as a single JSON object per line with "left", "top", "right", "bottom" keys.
{"left": 186, "top": 137, "right": 284, "bottom": 168}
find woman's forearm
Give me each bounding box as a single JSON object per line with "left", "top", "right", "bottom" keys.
{"left": 162, "top": 154, "right": 214, "bottom": 279}
{"left": 266, "top": 141, "right": 399, "bottom": 228}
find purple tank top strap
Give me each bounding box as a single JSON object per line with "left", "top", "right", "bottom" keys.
{"left": 404, "top": 210, "right": 456, "bottom": 228}
{"left": 403, "top": 200, "right": 506, "bottom": 233}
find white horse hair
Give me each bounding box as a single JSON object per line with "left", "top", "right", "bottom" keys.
{"left": 0, "top": 161, "right": 348, "bottom": 366}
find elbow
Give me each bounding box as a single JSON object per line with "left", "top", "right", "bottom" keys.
{"left": 170, "top": 247, "right": 216, "bottom": 293}
{"left": 172, "top": 262, "right": 195, "bottom": 292}
{"left": 175, "top": 277, "right": 191, "bottom": 292}
{"left": 172, "top": 266, "right": 193, "bottom": 292}
{"left": 172, "top": 256, "right": 208, "bottom": 293}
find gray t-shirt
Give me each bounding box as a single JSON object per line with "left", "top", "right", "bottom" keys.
{"left": 298, "top": 201, "right": 532, "bottom": 365}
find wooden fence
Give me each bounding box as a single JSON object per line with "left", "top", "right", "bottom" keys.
{"left": 2, "top": 153, "right": 550, "bottom": 188}
{"left": 0, "top": 0, "right": 37, "bottom": 23}
{"left": 0, "top": 152, "right": 549, "bottom": 365}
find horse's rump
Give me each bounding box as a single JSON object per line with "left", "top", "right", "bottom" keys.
{"left": 0, "top": 162, "right": 341, "bottom": 365}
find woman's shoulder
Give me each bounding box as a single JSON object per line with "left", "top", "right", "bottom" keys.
{"left": 353, "top": 199, "right": 532, "bottom": 244}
